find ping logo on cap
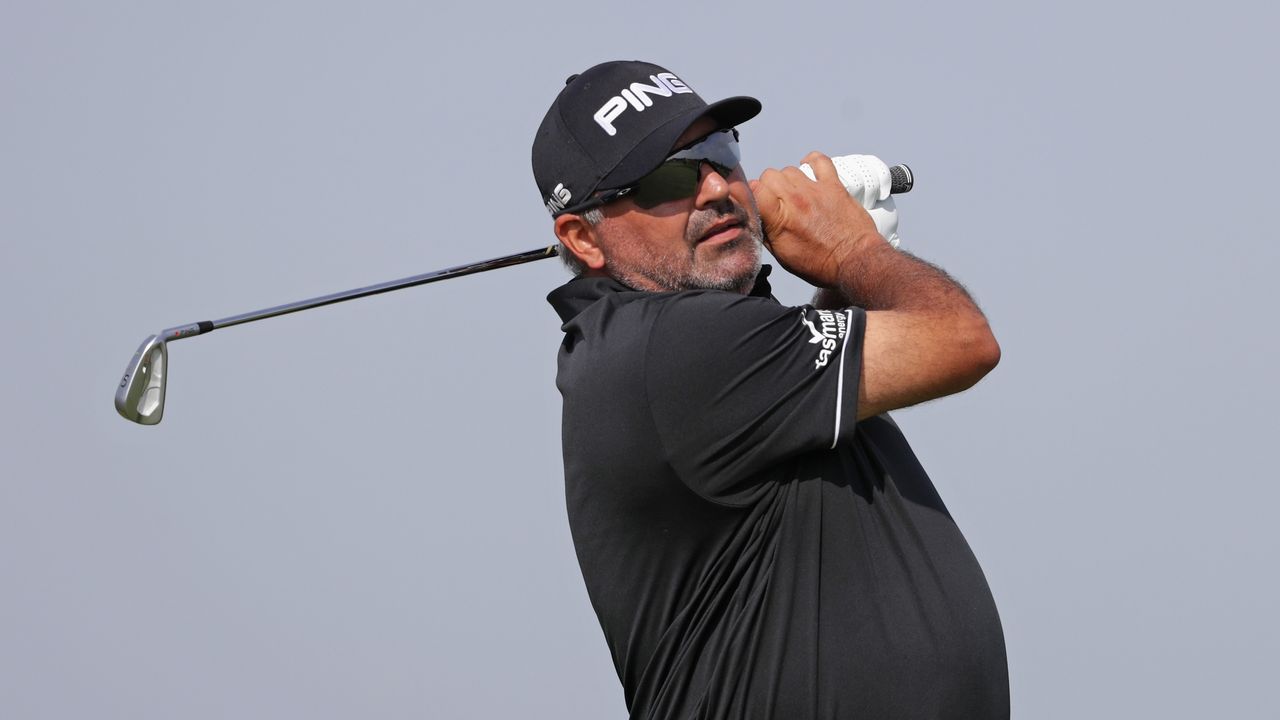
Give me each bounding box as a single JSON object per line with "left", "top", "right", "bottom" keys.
{"left": 593, "top": 73, "right": 694, "bottom": 136}
{"left": 546, "top": 183, "right": 572, "bottom": 215}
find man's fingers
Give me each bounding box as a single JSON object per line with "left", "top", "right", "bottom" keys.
{"left": 781, "top": 165, "right": 813, "bottom": 184}
{"left": 754, "top": 159, "right": 845, "bottom": 238}
{"left": 751, "top": 168, "right": 788, "bottom": 237}
{"left": 800, "top": 151, "right": 840, "bottom": 185}
{"left": 750, "top": 169, "right": 778, "bottom": 211}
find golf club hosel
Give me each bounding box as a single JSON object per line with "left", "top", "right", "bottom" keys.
{"left": 162, "top": 321, "right": 213, "bottom": 342}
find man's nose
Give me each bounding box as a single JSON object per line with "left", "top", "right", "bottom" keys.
{"left": 693, "top": 162, "right": 732, "bottom": 208}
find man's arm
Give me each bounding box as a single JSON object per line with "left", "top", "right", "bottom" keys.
{"left": 751, "top": 153, "right": 1000, "bottom": 421}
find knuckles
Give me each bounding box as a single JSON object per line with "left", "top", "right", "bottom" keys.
{"left": 803, "top": 150, "right": 831, "bottom": 165}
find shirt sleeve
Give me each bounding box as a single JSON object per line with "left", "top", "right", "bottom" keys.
{"left": 643, "top": 291, "right": 866, "bottom": 505}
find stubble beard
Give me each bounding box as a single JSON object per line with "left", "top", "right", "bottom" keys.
{"left": 604, "top": 203, "right": 765, "bottom": 295}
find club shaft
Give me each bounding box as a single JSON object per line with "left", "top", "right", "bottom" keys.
{"left": 161, "top": 245, "right": 559, "bottom": 342}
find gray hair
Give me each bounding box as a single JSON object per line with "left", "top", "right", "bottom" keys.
{"left": 557, "top": 207, "right": 604, "bottom": 276}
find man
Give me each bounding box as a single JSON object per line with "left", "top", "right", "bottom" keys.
{"left": 533, "top": 60, "right": 1008, "bottom": 720}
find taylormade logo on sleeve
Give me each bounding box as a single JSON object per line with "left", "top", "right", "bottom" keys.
{"left": 593, "top": 73, "right": 694, "bottom": 136}
{"left": 801, "top": 309, "right": 849, "bottom": 369}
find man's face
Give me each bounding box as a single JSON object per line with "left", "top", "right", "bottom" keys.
{"left": 590, "top": 118, "right": 764, "bottom": 294}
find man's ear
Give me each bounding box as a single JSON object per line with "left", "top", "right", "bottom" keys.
{"left": 554, "top": 213, "right": 607, "bottom": 270}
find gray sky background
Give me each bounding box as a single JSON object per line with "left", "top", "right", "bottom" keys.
{"left": 3, "top": 1, "right": 1277, "bottom": 718}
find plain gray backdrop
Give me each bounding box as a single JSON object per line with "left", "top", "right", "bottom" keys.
{"left": 3, "top": 1, "right": 1276, "bottom": 718}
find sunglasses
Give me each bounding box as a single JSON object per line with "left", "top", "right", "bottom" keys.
{"left": 587, "top": 129, "right": 742, "bottom": 212}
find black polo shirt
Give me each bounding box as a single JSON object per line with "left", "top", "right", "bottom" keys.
{"left": 548, "top": 268, "right": 1008, "bottom": 720}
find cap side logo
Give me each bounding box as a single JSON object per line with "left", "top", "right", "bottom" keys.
{"left": 593, "top": 73, "right": 693, "bottom": 137}
{"left": 546, "top": 183, "right": 572, "bottom": 215}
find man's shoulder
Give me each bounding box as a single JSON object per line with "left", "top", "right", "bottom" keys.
{"left": 606, "top": 290, "right": 795, "bottom": 353}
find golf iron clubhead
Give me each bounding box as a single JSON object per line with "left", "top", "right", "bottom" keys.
{"left": 115, "top": 335, "right": 167, "bottom": 425}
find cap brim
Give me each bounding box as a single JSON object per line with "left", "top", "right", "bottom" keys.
{"left": 597, "top": 95, "right": 762, "bottom": 191}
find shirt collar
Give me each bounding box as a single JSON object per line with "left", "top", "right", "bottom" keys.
{"left": 547, "top": 264, "right": 774, "bottom": 324}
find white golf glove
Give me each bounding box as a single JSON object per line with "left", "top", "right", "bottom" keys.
{"left": 799, "top": 155, "right": 901, "bottom": 248}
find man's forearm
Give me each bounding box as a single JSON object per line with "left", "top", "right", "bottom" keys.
{"left": 819, "top": 238, "right": 999, "bottom": 419}
{"left": 813, "top": 243, "right": 979, "bottom": 315}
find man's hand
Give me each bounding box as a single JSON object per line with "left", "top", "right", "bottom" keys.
{"left": 752, "top": 151, "right": 1000, "bottom": 420}
{"left": 750, "top": 152, "right": 890, "bottom": 289}
{"left": 799, "top": 154, "right": 901, "bottom": 247}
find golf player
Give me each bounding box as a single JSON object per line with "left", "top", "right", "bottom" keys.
{"left": 534, "top": 60, "right": 1008, "bottom": 719}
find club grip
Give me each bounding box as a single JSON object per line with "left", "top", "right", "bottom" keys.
{"left": 798, "top": 159, "right": 915, "bottom": 196}
{"left": 889, "top": 164, "right": 913, "bottom": 194}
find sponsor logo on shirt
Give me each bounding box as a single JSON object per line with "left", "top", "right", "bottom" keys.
{"left": 800, "top": 309, "right": 848, "bottom": 369}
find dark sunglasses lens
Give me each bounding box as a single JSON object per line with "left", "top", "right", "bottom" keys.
{"left": 625, "top": 131, "right": 742, "bottom": 209}
{"left": 629, "top": 162, "right": 701, "bottom": 209}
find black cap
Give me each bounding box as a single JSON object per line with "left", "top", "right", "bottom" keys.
{"left": 531, "top": 60, "right": 761, "bottom": 217}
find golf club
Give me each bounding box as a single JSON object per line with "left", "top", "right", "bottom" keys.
{"left": 115, "top": 162, "right": 914, "bottom": 425}
{"left": 115, "top": 244, "right": 560, "bottom": 424}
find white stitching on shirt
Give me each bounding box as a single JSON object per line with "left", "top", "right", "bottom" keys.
{"left": 831, "top": 309, "right": 854, "bottom": 448}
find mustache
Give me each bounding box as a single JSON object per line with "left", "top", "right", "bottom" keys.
{"left": 685, "top": 200, "right": 753, "bottom": 241}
